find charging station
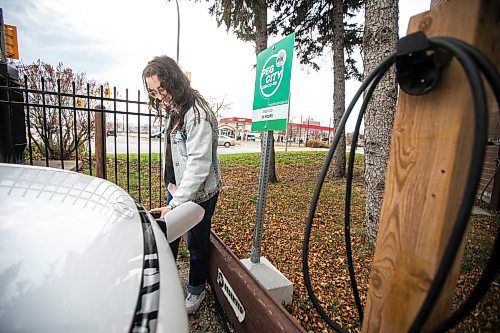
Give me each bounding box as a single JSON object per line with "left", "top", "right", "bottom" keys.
{"left": 207, "top": 1, "right": 499, "bottom": 332}
{"left": 0, "top": 63, "right": 26, "bottom": 164}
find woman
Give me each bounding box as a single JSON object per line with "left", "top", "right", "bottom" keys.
{"left": 144, "top": 55, "right": 222, "bottom": 315}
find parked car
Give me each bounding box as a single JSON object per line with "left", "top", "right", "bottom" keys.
{"left": 106, "top": 129, "right": 116, "bottom": 136}
{"left": 0, "top": 163, "right": 197, "bottom": 333}
{"left": 151, "top": 127, "right": 165, "bottom": 138}
{"left": 246, "top": 134, "right": 257, "bottom": 141}
{"left": 218, "top": 135, "right": 235, "bottom": 148}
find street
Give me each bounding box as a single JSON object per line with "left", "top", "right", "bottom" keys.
{"left": 101, "top": 133, "right": 364, "bottom": 155}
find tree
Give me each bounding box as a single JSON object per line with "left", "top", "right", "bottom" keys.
{"left": 208, "top": 95, "right": 233, "bottom": 118}
{"left": 207, "top": 0, "right": 279, "bottom": 183}
{"left": 270, "top": 0, "right": 363, "bottom": 177}
{"left": 331, "top": 0, "right": 346, "bottom": 177}
{"left": 13, "top": 60, "right": 103, "bottom": 160}
{"left": 362, "top": 0, "right": 398, "bottom": 245}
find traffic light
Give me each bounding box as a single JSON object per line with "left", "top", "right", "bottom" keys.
{"left": 4, "top": 25, "right": 19, "bottom": 60}
{"left": 77, "top": 98, "right": 85, "bottom": 108}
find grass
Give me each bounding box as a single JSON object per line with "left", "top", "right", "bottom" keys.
{"left": 214, "top": 151, "right": 498, "bottom": 332}
{"left": 81, "top": 150, "right": 498, "bottom": 332}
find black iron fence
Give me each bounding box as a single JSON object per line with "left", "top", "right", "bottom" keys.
{"left": 0, "top": 66, "right": 166, "bottom": 210}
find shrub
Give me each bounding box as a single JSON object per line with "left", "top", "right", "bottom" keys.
{"left": 305, "top": 140, "right": 330, "bottom": 148}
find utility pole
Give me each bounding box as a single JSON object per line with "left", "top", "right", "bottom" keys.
{"left": 284, "top": 93, "right": 291, "bottom": 152}
{"left": 327, "top": 117, "right": 332, "bottom": 144}
{"left": 298, "top": 114, "right": 302, "bottom": 146}
{"left": 0, "top": 9, "right": 7, "bottom": 64}
{"left": 305, "top": 117, "right": 310, "bottom": 145}
{"left": 175, "top": 0, "right": 180, "bottom": 63}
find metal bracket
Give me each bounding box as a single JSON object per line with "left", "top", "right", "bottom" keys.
{"left": 396, "top": 31, "right": 451, "bottom": 95}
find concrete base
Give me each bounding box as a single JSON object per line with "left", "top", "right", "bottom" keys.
{"left": 472, "top": 206, "right": 494, "bottom": 216}
{"left": 240, "top": 256, "right": 293, "bottom": 305}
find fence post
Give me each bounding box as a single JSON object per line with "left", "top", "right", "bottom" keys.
{"left": 362, "top": 0, "right": 499, "bottom": 332}
{"left": 94, "top": 106, "right": 106, "bottom": 179}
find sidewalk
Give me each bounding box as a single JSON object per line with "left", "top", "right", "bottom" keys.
{"left": 274, "top": 142, "right": 364, "bottom": 154}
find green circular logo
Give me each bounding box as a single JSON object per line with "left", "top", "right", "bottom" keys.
{"left": 260, "top": 49, "right": 287, "bottom": 98}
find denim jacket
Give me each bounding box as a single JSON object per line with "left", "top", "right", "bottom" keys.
{"left": 164, "top": 104, "right": 222, "bottom": 208}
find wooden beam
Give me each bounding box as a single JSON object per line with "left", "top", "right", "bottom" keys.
{"left": 208, "top": 231, "right": 306, "bottom": 333}
{"left": 362, "top": 0, "right": 499, "bottom": 332}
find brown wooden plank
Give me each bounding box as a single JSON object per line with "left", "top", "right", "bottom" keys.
{"left": 362, "top": 0, "right": 499, "bottom": 332}
{"left": 208, "top": 231, "right": 306, "bottom": 333}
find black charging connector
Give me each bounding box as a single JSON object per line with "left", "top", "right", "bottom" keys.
{"left": 150, "top": 211, "right": 161, "bottom": 219}
{"left": 396, "top": 31, "right": 451, "bottom": 95}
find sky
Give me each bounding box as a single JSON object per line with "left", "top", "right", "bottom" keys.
{"left": 2, "top": 0, "right": 431, "bottom": 131}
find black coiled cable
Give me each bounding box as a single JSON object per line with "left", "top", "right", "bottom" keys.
{"left": 302, "top": 54, "right": 394, "bottom": 333}
{"left": 302, "top": 33, "right": 500, "bottom": 333}
{"left": 410, "top": 36, "right": 500, "bottom": 333}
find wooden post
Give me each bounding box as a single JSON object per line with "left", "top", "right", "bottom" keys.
{"left": 94, "top": 106, "right": 107, "bottom": 179}
{"left": 362, "top": 0, "right": 499, "bottom": 332}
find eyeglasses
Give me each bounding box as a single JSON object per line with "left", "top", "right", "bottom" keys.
{"left": 148, "top": 87, "right": 168, "bottom": 99}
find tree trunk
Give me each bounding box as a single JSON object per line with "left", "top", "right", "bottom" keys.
{"left": 254, "top": 0, "right": 267, "bottom": 54}
{"left": 363, "top": 0, "right": 398, "bottom": 246}
{"left": 332, "top": 0, "right": 346, "bottom": 178}
{"left": 254, "top": 0, "right": 278, "bottom": 183}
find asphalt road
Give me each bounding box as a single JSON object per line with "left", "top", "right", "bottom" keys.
{"left": 101, "top": 133, "right": 364, "bottom": 155}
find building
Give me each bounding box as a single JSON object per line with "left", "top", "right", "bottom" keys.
{"left": 218, "top": 117, "right": 335, "bottom": 143}
{"left": 218, "top": 117, "right": 253, "bottom": 140}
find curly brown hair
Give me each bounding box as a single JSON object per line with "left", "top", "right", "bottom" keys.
{"left": 142, "top": 55, "right": 213, "bottom": 130}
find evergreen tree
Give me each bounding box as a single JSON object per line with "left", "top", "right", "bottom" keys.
{"left": 270, "top": 0, "right": 363, "bottom": 177}
{"left": 362, "top": 0, "right": 398, "bottom": 246}
{"left": 208, "top": 0, "right": 279, "bottom": 183}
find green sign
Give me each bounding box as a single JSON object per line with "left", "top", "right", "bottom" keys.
{"left": 252, "top": 33, "right": 295, "bottom": 131}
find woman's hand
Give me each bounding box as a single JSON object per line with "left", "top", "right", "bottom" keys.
{"left": 150, "top": 206, "right": 171, "bottom": 218}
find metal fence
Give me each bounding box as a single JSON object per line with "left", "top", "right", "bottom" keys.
{"left": 0, "top": 68, "right": 166, "bottom": 210}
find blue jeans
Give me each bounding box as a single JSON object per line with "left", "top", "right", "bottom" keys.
{"left": 168, "top": 193, "right": 218, "bottom": 295}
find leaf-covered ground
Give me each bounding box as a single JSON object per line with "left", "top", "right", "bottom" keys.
{"left": 211, "top": 151, "right": 499, "bottom": 333}
{"left": 88, "top": 151, "right": 498, "bottom": 331}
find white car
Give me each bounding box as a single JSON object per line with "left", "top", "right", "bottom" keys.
{"left": 218, "top": 135, "right": 235, "bottom": 148}
{"left": 0, "top": 164, "right": 194, "bottom": 333}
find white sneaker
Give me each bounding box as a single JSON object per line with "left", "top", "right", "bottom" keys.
{"left": 185, "top": 291, "right": 205, "bottom": 314}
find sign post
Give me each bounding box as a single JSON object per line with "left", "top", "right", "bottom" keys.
{"left": 250, "top": 33, "right": 295, "bottom": 264}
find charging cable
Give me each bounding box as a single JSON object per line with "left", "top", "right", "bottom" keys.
{"left": 303, "top": 32, "right": 500, "bottom": 333}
